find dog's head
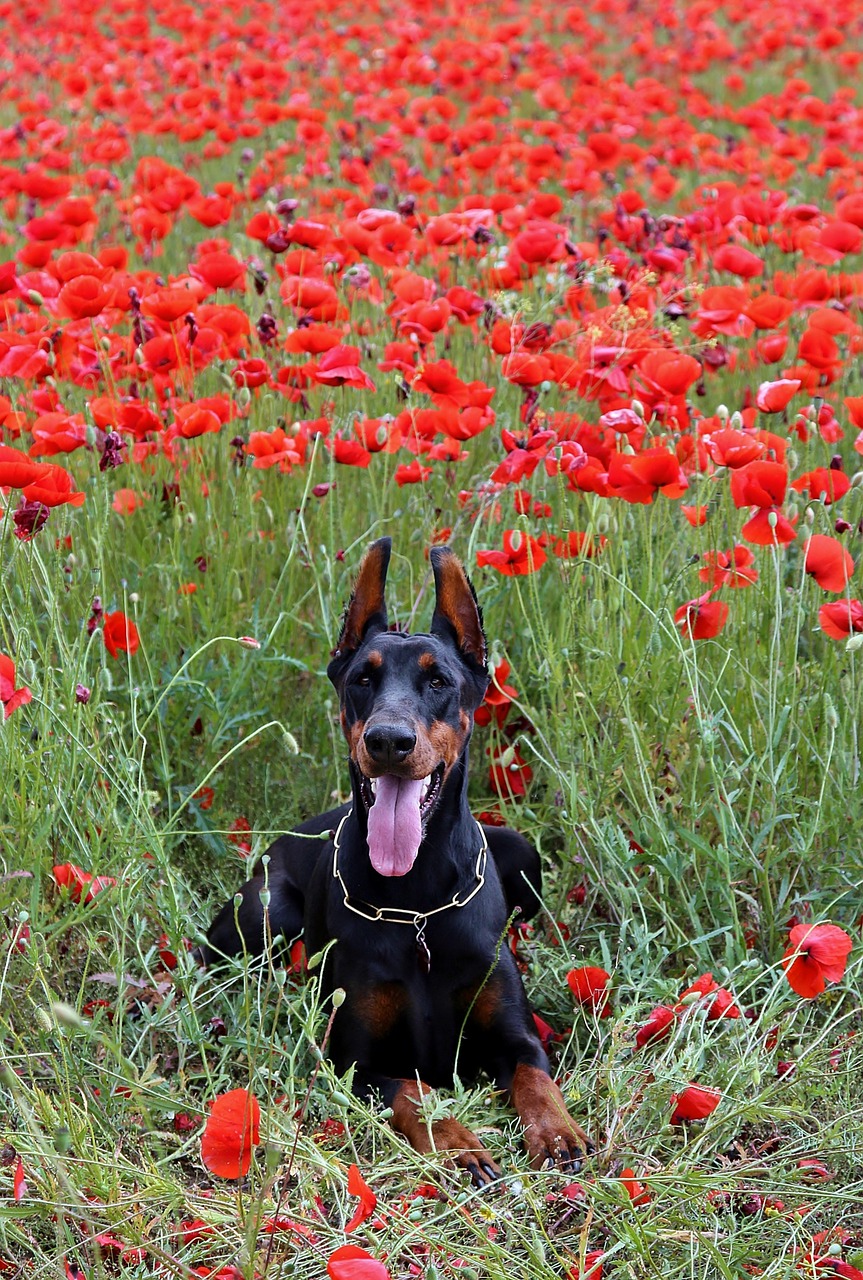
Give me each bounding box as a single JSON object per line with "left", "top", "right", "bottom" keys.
{"left": 327, "top": 537, "right": 489, "bottom": 877}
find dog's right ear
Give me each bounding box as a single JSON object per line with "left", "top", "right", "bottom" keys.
{"left": 327, "top": 537, "right": 391, "bottom": 686}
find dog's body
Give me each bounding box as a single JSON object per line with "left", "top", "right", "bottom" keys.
{"left": 206, "top": 538, "right": 589, "bottom": 1181}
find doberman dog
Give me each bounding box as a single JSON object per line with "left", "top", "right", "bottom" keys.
{"left": 205, "top": 537, "right": 590, "bottom": 1183}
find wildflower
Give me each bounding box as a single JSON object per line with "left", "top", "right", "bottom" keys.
{"left": 782, "top": 922, "right": 852, "bottom": 998}
{"left": 200, "top": 1089, "right": 260, "bottom": 1178}
{"left": 674, "top": 592, "right": 730, "bottom": 640}
{"left": 102, "top": 611, "right": 140, "bottom": 659}
{"left": 567, "top": 966, "right": 612, "bottom": 1017}
{"left": 670, "top": 1084, "right": 721, "bottom": 1123}
{"left": 802, "top": 535, "right": 854, "bottom": 592}
{"left": 0, "top": 653, "right": 32, "bottom": 719}
{"left": 476, "top": 530, "right": 547, "bottom": 576}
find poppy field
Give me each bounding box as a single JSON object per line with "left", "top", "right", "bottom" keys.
{"left": 2, "top": 0, "right": 863, "bottom": 1274}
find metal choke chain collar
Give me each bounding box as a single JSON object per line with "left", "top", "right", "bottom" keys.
{"left": 331, "top": 808, "right": 488, "bottom": 974}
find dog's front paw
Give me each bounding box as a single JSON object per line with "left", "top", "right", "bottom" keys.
{"left": 509, "top": 1063, "right": 591, "bottom": 1173}
{"left": 390, "top": 1082, "right": 500, "bottom": 1186}
{"left": 426, "top": 1117, "right": 501, "bottom": 1187}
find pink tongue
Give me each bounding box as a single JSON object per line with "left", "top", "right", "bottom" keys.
{"left": 366, "top": 775, "right": 425, "bottom": 876}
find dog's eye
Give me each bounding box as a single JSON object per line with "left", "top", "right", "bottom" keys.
{"left": 355, "top": 674, "right": 371, "bottom": 687}
{"left": 428, "top": 675, "right": 446, "bottom": 689}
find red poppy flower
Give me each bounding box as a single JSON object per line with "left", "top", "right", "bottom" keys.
{"left": 802, "top": 535, "right": 854, "bottom": 592}
{"left": 189, "top": 252, "right": 246, "bottom": 291}
{"left": 819, "top": 599, "right": 863, "bottom": 640}
{"left": 677, "top": 972, "right": 740, "bottom": 1020}
{"left": 699, "top": 545, "right": 757, "bottom": 589}
{"left": 782, "top": 923, "right": 853, "bottom": 999}
{"left": 567, "top": 966, "right": 611, "bottom": 1017}
{"left": 730, "top": 459, "right": 788, "bottom": 508}
{"left": 569, "top": 1250, "right": 604, "bottom": 1280}
{"left": 476, "top": 530, "right": 547, "bottom": 576}
{"left": 705, "top": 428, "right": 764, "bottom": 470}
{"left": 619, "top": 1168, "right": 651, "bottom": 1206}
{"left": 638, "top": 349, "right": 702, "bottom": 397}
{"left": 634, "top": 1005, "right": 676, "bottom": 1049}
{"left": 345, "top": 1164, "right": 377, "bottom": 1233}
{"left": 52, "top": 862, "right": 117, "bottom": 903}
{"left": 755, "top": 379, "right": 801, "bottom": 413}
{"left": 103, "top": 611, "right": 140, "bottom": 659}
{"left": 674, "top": 593, "right": 730, "bottom": 640}
{"left": 313, "top": 345, "right": 376, "bottom": 391}
{"left": 791, "top": 468, "right": 851, "bottom": 504}
{"left": 0, "top": 445, "right": 51, "bottom": 490}
{"left": 20, "top": 464, "right": 85, "bottom": 509}
{"left": 670, "top": 1084, "right": 721, "bottom": 1124}
{"left": 713, "top": 244, "right": 763, "bottom": 279}
{"left": 201, "top": 1089, "right": 261, "bottom": 1178}
{"left": 0, "top": 653, "right": 32, "bottom": 719}
{"left": 327, "top": 1245, "right": 390, "bottom": 1280}
{"left": 475, "top": 660, "right": 519, "bottom": 729}
{"left": 553, "top": 532, "right": 608, "bottom": 559}
{"left": 488, "top": 745, "right": 533, "bottom": 799}
{"left": 412, "top": 360, "right": 472, "bottom": 410}
{"left": 57, "top": 274, "right": 111, "bottom": 320}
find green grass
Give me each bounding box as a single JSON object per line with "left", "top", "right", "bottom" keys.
{"left": 2, "top": 428, "right": 862, "bottom": 1278}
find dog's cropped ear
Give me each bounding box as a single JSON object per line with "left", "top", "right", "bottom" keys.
{"left": 328, "top": 537, "right": 391, "bottom": 685}
{"left": 430, "top": 547, "right": 489, "bottom": 700}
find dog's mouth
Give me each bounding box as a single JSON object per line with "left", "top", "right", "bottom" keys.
{"left": 358, "top": 762, "right": 445, "bottom": 877}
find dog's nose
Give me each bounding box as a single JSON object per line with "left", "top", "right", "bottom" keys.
{"left": 364, "top": 723, "right": 417, "bottom": 766}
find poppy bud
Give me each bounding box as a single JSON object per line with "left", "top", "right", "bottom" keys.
{"left": 730, "top": 411, "right": 743, "bottom": 429}
{"left": 716, "top": 404, "right": 729, "bottom": 422}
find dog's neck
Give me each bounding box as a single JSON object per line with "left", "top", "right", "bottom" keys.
{"left": 344, "top": 748, "right": 481, "bottom": 904}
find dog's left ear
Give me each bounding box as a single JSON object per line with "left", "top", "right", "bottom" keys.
{"left": 430, "top": 547, "right": 489, "bottom": 701}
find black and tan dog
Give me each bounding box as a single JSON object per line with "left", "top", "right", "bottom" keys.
{"left": 206, "top": 537, "right": 589, "bottom": 1182}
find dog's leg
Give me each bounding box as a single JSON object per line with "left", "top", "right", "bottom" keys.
{"left": 477, "top": 957, "right": 591, "bottom": 1171}
{"left": 507, "top": 1060, "right": 591, "bottom": 1171}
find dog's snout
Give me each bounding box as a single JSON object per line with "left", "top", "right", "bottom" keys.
{"left": 364, "top": 722, "right": 417, "bottom": 766}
